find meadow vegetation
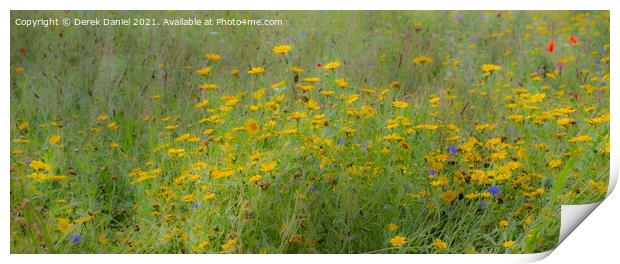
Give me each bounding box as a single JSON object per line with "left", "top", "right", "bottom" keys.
{"left": 10, "top": 11, "right": 610, "bottom": 253}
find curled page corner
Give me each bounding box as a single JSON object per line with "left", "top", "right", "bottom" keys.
{"left": 606, "top": 161, "right": 618, "bottom": 196}
{"left": 518, "top": 202, "right": 603, "bottom": 263}
{"left": 558, "top": 203, "right": 601, "bottom": 244}
{"left": 527, "top": 165, "right": 617, "bottom": 262}
{"left": 545, "top": 164, "right": 618, "bottom": 259}
{"left": 519, "top": 250, "right": 553, "bottom": 263}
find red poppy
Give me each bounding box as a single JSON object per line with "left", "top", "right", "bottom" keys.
{"left": 573, "top": 93, "right": 579, "bottom": 100}
{"left": 547, "top": 40, "right": 555, "bottom": 53}
{"left": 316, "top": 63, "right": 322, "bottom": 67}
{"left": 21, "top": 48, "right": 26, "bottom": 56}
{"left": 569, "top": 35, "right": 579, "bottom": 44}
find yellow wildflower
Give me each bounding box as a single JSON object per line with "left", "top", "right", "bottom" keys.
{"left": 182, "top": 194, "right": 194, "bottom": 203}
{"left": 29, "top": 160, "right": 51, "bottom": 171}
{"left": 390, "top": 235, "right": 407, "bottom": 247}
{"left": 335, "top": 78, "right": 348, "bottom": 88}
{"left": 547, "top": 159, "right": 562, "bottom": 169}
{"left": 49, "top": 135, "right": 61, "bottom": 145}
{"left": 249, "top": 174, "right": 262, "bottom": 183}
{"left": 481, "top": 64, "right": 502, "bottom": 72}
{"left": 413, "top": 56, "right": 433, "bottom": 64}
{"left": 205, "top": 53, "right": 221, "bottom": 60}
{"left": 441, "top": 191, "right": 458, "bottom": 203}
{"left": 167, "top": 148, "right": 186, "bottom": 158}
{"left": 74, "top": 216, "right": 92, "bottom": 224}
{"left": 245, "top": 119, "right": 260, "bottom": 134}
{"left": 222, "top": 239, "right": 237, "bottom": 250}
{"left": 195, "top": 66, "right": 212, "bottom": 75}
{"left": 323, "top": 60, "right": 341, "bottom": 70}
{"left": 272, "top": 45, "right": 292, "bottom": 54}
{"left": 568, "top": 135, "right": 592, "bottom": 143}
{"left": 289, "top": 112, "right": 306, "bottom": 120}
{"left": 260, "top": 161, "right": 277, "bottom": 172}
{"left": 203, "top": 192, "right": 216, "bottom": 201}
{"left": 392, "top": 101, "right": 409, "bottom": 109}
{"left": 433, "top": 238, "right": 448, "bottom": 249}
{"left": 57, "top": 218, "right": 72, "bottom": 232}
{"left": 247, "top": 66, "right": 265, "bottom": 74}
{"left": 290, "top": 66, "right": 304, "bottom": 74}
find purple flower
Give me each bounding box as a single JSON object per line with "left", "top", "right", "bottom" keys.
{"left": 448, "top": 145, "right": 457, "bottom": 154}
{"left": 468, "top": 35, "right": 479, "bottom": 43}
{"left": 557, "top": 61, "right": 565, "bottom": 70}
{"left": 478, "top": 201, "right": 487, "bottom": 211}
{"left": 427, "top": 169, "right": 436, "bottom": 176}
{"left": 69, "top": 234, "right": 80, "bottom": 244}
{"left": 454, "top": 13, "right": 463, "bottom": 22}
{"left": 507, "top": 125, "right": 515, "bottom": 136}
{"left": 191, "top": 203, "right": 200, "bottom": 209}
{"left": 487, "top": 186, "right": 500, "bottom": 195}
{"left": 361, "top": 141, "right": 368, "bottom": 151}
{"left": 337, "top": 139, "right": 346, "bottom": 145}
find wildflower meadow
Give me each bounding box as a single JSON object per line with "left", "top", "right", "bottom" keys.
{"left": 10, "top": 11, "right": 610, "bottom": 253}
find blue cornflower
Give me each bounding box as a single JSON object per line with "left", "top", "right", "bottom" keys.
{"left": 448, "top": 145, "right": 457, "bottom": 154}
{"left": 427, "top": 169, "right": 436, "bottom": 176}
{"left": 488, "top": 186, "right": 500, "bottom": 195}
{"left": 69, "top": 234, "right": 80, "bottom": 244}
{"left": 361, "top": 140, "right": 368, "bottom": 151}
{"left": 337, "top": 139, "right": 346, "bottom": 145}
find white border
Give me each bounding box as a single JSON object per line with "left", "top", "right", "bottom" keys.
{"left": 3, "top": 1, "right": 617, "bottom": 263}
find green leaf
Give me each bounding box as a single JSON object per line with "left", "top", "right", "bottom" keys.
{"left": 552, "top": 156, "right": 577, "bottom": 201}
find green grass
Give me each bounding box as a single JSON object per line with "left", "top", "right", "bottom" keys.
{"left": 10, "top": 10, "right": 610, "bottom": 253}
